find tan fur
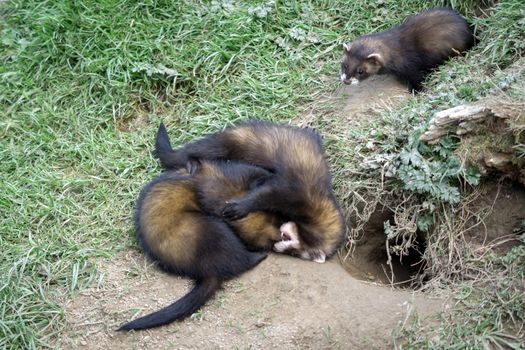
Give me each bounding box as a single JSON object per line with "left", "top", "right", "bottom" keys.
{"left": 228, "top": 127, "right": 324, "bottom": 203}
{"left": 362, "top": 58, "right": 382, "bottom": 75}
{"left": 317, "top": 199, "right": 346, "bottom": 254}
{"left": 230, "top": 126, "right": 327, "bottom": 182}
{"left": 298, "top": 196, "right": 344, "bottom": 254}
{"left": 197, "top": 162, "right": 246, "bottom": 200}
{"left": 360, "top": 37, "right": 391, "bottom": 60}
{"left": 155, "top": 121, "right": 346, "bottom": 260}
{"left": 403, "top": 9, "right": 471, "bottom": 56}
{"left": 193, "top": 160, "right": 284, "bottom": 250}
{"left": 139, "top": 180, "right": 199, "bottom": 266}
{"left": 232, "top": 213, "right": 282, "bottom": 249}
{"left": 138, "top": 166, "right": 283, "bottom": 266}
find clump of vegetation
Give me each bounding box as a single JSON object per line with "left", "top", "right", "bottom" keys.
{"left": 394, "top": 234, "right": 525, "bottom": 349}
{"left": 322, "top": 0, "right": 525, "bottom": 347}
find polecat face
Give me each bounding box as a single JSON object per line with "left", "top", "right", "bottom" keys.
{"left": 340, "top": 43, "right": 383, "bottom": 85}
{"left": 340, "top": 55, "right": 364, "bottom": 85}
{"left": 273, "top": 222, "right": 326, "bottom": 263}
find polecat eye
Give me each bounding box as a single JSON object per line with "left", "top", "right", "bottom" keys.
{"left": 357, "top": 68, "right": 364, "bottom": 75}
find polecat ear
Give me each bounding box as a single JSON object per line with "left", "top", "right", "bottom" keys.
{"left": 186, "top": 159, "right": 201, "bottom": 175}
{"left": 366, "top": 53, "right": 384, "bottom": 66}
{"left": 343, "top": 43, "right": 352, "bottom": 52}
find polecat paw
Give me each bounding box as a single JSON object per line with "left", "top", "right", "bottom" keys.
{"left": 221, "top": 202, "right": 248, "bottom": 220}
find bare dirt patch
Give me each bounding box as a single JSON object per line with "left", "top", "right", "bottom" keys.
{"left": 62, "top": 251, "right": 443, "bottom": 350}
{"left": 333, "top": 75, "right": 409, "bottom": 126}
{"left": 464, "top": 179, "right": 525, "bottom": 253}
{"left": 291, "top": 75, "right": 408, "bottom": 128}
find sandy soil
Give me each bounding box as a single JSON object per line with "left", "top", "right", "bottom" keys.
{"left": 337, "top": 75, "right": 409, "bottom": 119}
{"left": 62, "top": 251, "right": 444, "bottom": 350}
{"left": 61, "top": 76, "right": 447, "bottom": 349}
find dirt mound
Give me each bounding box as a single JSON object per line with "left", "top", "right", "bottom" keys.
{"left": 340, "top": 179, "right": 525, "bottom": 286}
{"left": 464, "top": 180, "right": 525, "bottom": 252}
{"left": 337, "top": 75, "right": 408, "bottom": 122}
{"left": 62, "top": 251, "right": 442, "bottom": 349}
{"left": 333, "top": 76, "right": 525, "bottom": 287}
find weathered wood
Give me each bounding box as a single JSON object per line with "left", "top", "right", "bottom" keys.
{"left": 420, "top": 95, "right": 524, "bottom": 185}
{"left": 420, "top": 103, "right": 499, "bottom": 142}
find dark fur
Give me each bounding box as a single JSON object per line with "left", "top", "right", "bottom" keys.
{"left": 155, "top": 121, "right": 347, "bottom": 259}
{"left": 118, "top": 160, "right": 284, "bottom": 331}
{"left": 341, "top": 7, "right": 475, "bottom": 91}
{"left": 193, "top": 159, "right": 286, "bottom": 251}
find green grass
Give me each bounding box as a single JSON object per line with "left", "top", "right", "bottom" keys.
{"left": 0, "top": 1, "right": 422, "bottom": 347}
{"left": 1, "top": 0, "right": 524, "bottom": 349}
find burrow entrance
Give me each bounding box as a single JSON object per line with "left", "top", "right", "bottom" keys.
{"left": 342, "top": 207, "right": 426, "bottom": 288}
{"left": 341, "top": 180, "right": 525, "bottom": 288}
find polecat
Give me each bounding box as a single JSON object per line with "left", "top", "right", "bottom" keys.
{"left": 340, "top": 7, "right": 474, "bottom": 91}
{"left": 117, "top": 172, "right": 263, "bottom": 331}
{"left": 155, "top": 121, "right": 347, "bottom": 261}
{"left": 118, "top": 157, "right": 313, "bottom": 331}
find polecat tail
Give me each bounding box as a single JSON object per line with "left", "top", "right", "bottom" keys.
{"left": 117, "top": 277, "right": 221, "bottom": 331}
{"left": 154, "top": 122, "right": 184, "bottom": 169}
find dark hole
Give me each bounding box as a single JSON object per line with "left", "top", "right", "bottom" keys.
{"left": 342, "top": 207, "right": 427, "bottom": 288}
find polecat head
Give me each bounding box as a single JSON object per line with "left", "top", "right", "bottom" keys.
{"left": 273, "top": 198, "right": 346, "bottom": 263}
{"left": 273, "top": 222, "right": 327, "bottom": 264}
{"left": 340, "top": 42, "right": 384, "bottom": 85}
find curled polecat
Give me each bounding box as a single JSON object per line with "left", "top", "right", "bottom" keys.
{"left": 340, "top": 8, "right": 474, "bottom": 91}
{"left": 119, "top": 159, "right": 291, "bottom": 331}
{"left": 119, "top": 155, "right": 323, "bottom": 331}
{"left": 155, "top": 121, "right": 347, "bottom": 261}
{"left": 156, "top": 123, "right": 323, "bottom": 257}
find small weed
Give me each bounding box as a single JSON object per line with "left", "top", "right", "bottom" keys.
{"left": 235, "top": 346, "right": 253, "bottom": 350}
{"left": 226, "top": 321, "right": 246, "bottom": 336}
{"left": 322, "top": 325, "right": 340, "bottom": 347}
{"left": 215, "top": 296, "right": 227, "bottom": 308}
{"left": 190, "top": 310, "right": 204, "bottom": 322}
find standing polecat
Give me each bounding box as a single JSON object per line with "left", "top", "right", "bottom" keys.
{"left": 155, "top": 121, "right": 347, "bottom": 262}
{"left": 340, "top": 7, "right": 474, "bottom": 91}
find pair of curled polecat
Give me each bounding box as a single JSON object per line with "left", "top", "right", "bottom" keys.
{"left": 118, "top": 121, "right": 346, "bottom": 331}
